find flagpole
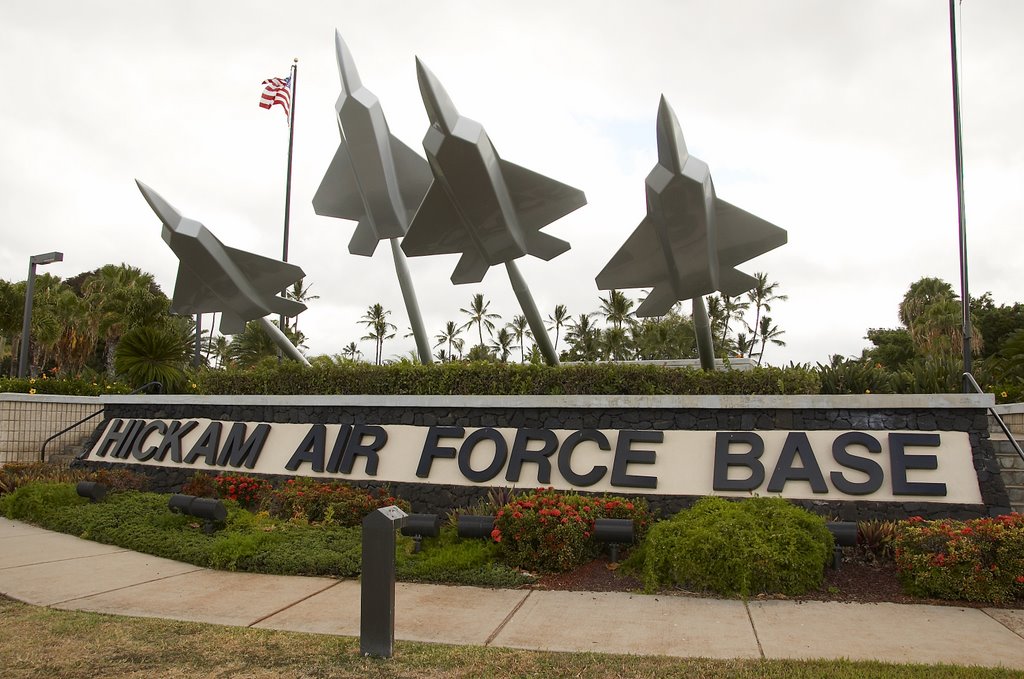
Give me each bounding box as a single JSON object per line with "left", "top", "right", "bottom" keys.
{"left": 280, "top": 58, "right": 298, "bottom": 336}
{"left": 948, "top": 0, "right": 971, "bottom": 391}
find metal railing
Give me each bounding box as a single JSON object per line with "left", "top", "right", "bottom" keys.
{"left": 39, "top": 382, "right": 163, "bottom": 462}
{"left": 964, "top": 372, "right": 1024, "bottom": 464}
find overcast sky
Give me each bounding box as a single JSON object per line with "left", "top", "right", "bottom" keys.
{"left": 2, "top": 1, "right": 1021, "bottom": 366}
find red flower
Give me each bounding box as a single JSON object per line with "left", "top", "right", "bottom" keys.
{"left": 490, "top": 528, "right": 501, "bottom": 543}
{"left": 1017, "top": 576, "right": 1024, "bottom": 584}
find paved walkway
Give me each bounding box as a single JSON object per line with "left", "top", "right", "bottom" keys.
{"left": 3, "top": 517, "right": 1024, "bottom": 669}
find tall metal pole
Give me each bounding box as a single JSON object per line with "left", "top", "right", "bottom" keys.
{"left": 505, "top": 259, "right": 559, "bottom": 366}
{"left": 280, "top": 59, "right": 298, "bottom": 338}
{"left": 193, "top": 313, "right": 202, "bottom": 368}
{"left": 949, "top": 0, "right": 972, "bottom": 391}
{"left": 692, "top": 295, "right": 716, "bottom": 372}
{"left": 18, "top": 252, "right": 62, "bottom": 379}
{"left": 390, "top": 239, "right": 433, "bottom": 364}
{"left": 18, "top": 261, "right": 38, "bottom": 379}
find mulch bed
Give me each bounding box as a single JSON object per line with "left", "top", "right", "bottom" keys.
{"left": 530, "top": 550, "right": 1024, "bottom": 609}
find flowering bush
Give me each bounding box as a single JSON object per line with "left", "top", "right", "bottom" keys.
{"left": 491, "top": 488, "right": 653, "bottom": 572}
{"left": 895, "top": 513, "right": 1024, "bottom": 603}
{"left": 265, "top": 478, "right": 409, "bottom": 527}
{"left": 213, "top": 474, "right": 272, "bottom": 510}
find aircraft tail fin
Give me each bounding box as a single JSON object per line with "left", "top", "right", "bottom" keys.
{"left": 451, "top": 250, "right": 490, "bottom": 285}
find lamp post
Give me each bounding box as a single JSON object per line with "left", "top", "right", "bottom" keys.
{"left": 18, "top": 251, "right": 63, "bottom": 379}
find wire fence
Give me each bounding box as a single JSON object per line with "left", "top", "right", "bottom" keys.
{"left": 0, "top": 395, "right": 104, "bottom": 465}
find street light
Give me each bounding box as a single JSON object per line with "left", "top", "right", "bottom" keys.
{"left": 18, "top": 251, "right": 63, "bottom": 379}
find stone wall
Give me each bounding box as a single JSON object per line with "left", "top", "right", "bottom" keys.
{"left": 75, "top": 393, "right": 1008, "bottom": 521}
{"left": 0, "top": 394, "right": 104, "bottom": 465}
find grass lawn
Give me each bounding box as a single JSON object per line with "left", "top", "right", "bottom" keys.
{"left": 0, "top": 595, "right": 1017, "bottom": 679}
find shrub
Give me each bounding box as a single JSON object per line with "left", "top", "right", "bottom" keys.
{"left": 857, "top": 519, "right": 898, "bottom": 562}
{"left": 265, "top": 478, "right": 410, "bottom": 526}
{"left": 181, "top": 472, "right": 218, "bottom": 498}
{"left": 894, "top": 514, "right": 1024, "bottom": 604}
{"left": 396, "top": 526, "right": 531, "bottom": 588}
{"left": 491, "top": 488, "right": 653, "bottom": 572}
{"left": 197, "top": 361, "right": 820, "bottom": 397}
{"left": 213, "top": 473, "right": 272, "bottom": 510}
{"left": 0, "top": 462, "right": 146, "bottom": 496}
{"left": 0, "top": 376, "right": 131, "bottom": 396}
{"left": 628, "top": 496, "right": 833, "bottom": 596}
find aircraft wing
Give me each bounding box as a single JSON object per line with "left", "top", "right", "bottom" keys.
{"left": 595, "top": 216, "right": 670, "bottom": 291}
{"left": 402, "top": 182, "right": 471, "bottom": 257}
{"left": 500, "top": 159, "right": 586, "bottom": 236}
{"left": 714, "top": 198, "right": 787, "bottom": 267}
{"left": 222, "top": 246, "right": 306, "bottom": 300}
{"left": 312, "top": 141, "right": 366, "bottom": 222}
{"left": 169, "top": 265, "right": 225, "bottom": 316}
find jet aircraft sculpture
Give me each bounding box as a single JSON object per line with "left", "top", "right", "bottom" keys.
{"left": 402, "top": 59, "right": 587, "bottom": 365}
{"left": 312, "top": 31, "right": 435, "bottom": 364}
{"left": 596, "top": 96, "right": 787, "bottom": 369}
{"left": 136, "top": 180, "right": 310, "bottom": 365}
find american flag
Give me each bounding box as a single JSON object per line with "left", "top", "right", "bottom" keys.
{"left": 259, "top": 76, "right": 291, "bottom": 122}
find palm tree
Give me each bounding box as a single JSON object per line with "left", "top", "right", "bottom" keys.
{"left": 599, "top": 290, "right": 634, "bottom": 330}
{"left": 546, "top": 304, "right": 569, "bottom": 355}
{"left": 434, "top": 321, "right": 464, "bottom": 362}
{"left": 565, "top": 313, "right": 600, "bottom": 362}
{"left": 755, "top": 315, "right": 786, "bottom": 366}
{"left": 114, "top": 323, "right": 191, "bottom": 392}
{"left": 283, "top": 280, "right": 318, "bottom": 333}
{"left": 460, "top": 293, "right": 501, "bottom": 348}
{"left": 82, "top": 264, "right": 169, "bottom": 377}
{"left": 508, "top": 315, "right": 531, "bottom": 363}
{"left": 746, "top": 273, "right": 787, "bottom": 353}
{"left": 341, "top": 341, "right": 362, "bottom": 362}
{"left": 491, "top": 328, "right": 515, "bottom": 363}
{"left": 359, "top": 303, "right": 396, "bottom": 365}
{"left": 719, "top": 294, "right": 749, "bottom": 350}
{"left": 226, "top": 320, "right": 280, "bottom": 367}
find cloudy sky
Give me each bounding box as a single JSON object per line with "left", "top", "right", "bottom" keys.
{"left": 3, "top": 1, "right": 1021, "bottom": 366}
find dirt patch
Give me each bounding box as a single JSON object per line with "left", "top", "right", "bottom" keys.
{"left": 529, "top": 550, "right": 1024, "bottom": 609}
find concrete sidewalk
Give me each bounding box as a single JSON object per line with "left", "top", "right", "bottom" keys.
{"left": 2, "top": 517, "right": 1024, "bottom": 669}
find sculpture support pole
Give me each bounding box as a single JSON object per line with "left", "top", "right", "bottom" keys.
{"left": 505, "top": 259, "right": 558, "bottom": 366}
{"left": 692, "top": 296, "right": 716, "bottom": 372}
{"left": 257, "top": 316, "right": 310, "bottom": 366}
{"left": 389, "top": 238, "right": 433, "bottom": 365}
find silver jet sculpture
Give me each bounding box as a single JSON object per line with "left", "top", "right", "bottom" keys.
{"left": 312, "top": 31, "right": 435, "bottom": 364}
{"left": 596, "top": 97, "right": 787, "bottom": 370}
{"left": 401, "top": 59, "right": 587, "bottom": 366}
{"left": 136, "top": 180, "right": 311, "bottom": 366}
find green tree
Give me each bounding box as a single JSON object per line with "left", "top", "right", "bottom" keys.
{"left": 434, "top": 321, "right": 464, "bottom": 362}
{"left": 508, "top": 314, "right": 531, "bottom": 363}
{"left": 864, "top": 328, "right": 916, "bottom": 371}
{"left": 599, "top": 290, "right": 634, "bottom": 330}
{"left": 460, "top": 293, "right": 500, "bottom": 348}
{"left": 82, "top": 264, "right": 169, "bottom": 377}
{"left": 564, "top": 313, "right": 600, "bottom": 362}
{"left": 546, "top": 304, "right": 569, "bottom": 355}
{"left": 283, "top": 280, "right": 318, "bottom": 333}
{"left": 755, "top": 315, "right": 786, "bottom": 366}
{"left": 359, "top": 303, "right": 396, "bottom": 365}
{"left": 490, "top": 327, "right": 515, "bottom": 363}
{"left": 341, "top": 341, "right": 362, "bottom": 362}
{"left": 114, "top": 323, "right": 191, "bottom": 392}
{"left": 746, "top": 273, "right": 787, "bottom": 353}
{"left": 971, "top": 293, "right": 1024, "bottom": 360}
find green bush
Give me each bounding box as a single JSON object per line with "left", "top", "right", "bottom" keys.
{"left": 213, "top": 473, "right": 272, "bottom": 510}
{"left": 197, "top": 361, "right": 820, "bottom": 396}
{"left": 0, "top": 376, "right": 131, "bottom": 396}
{"left": 396, "top": 526, "right": 530, "bottom": 588}
{"left": 264, "top": 478, "right": 410, "bottom": 526}
{"left": 894, "top": 514, "right": 1024, "bottom": 604}
{"left": 628, "top": 496, "right": 833, "bottom": 596}
{"left": 492, "top": 488, "right": 653, "bottom": 572}
{"left": 0, "top": 462, "right": 146, "bottom": 496}
{"left": 0, "top": 483, "right": 362, "bottom": 577}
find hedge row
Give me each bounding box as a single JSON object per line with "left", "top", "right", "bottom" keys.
{"left": 197, "top": 362, "right": 820, "bottom": 396}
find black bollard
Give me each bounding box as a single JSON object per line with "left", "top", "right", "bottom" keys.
{"left": 361, "top": 505, "right": 407, "bottom": 658}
